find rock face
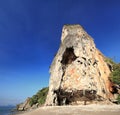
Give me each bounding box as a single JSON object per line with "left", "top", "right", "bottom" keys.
{"left": 45, "top": 24, "right": 115, "bottom": 106}
{"left": 17, "top": 98, "right": 31, "bottom": 111}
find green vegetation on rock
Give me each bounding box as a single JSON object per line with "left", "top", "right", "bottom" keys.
{"left": 29, "top": 87, "right": 49, "bottom": 107}
{"left": 105, "top": 57, "right": 116, "bottom": 66}
{"left": 110, "top": 64, "right": 120, "bottom": 85}
{"left": 117, "top": 94, "right": 120, "bottom": 104}
{"left": 105, "top": 58, "right": 120, "bottom": 85}
{"left": 105, "top": 57, "right": 120, "bottom": 104}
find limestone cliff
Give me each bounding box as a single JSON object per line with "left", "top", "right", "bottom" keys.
{"left": 46, "top": 24, "right": 115, "bottom": 106}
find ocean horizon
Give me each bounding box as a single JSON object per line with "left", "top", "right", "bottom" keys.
{"left": 0, "top": 106, "right": 16, "bottom": 115}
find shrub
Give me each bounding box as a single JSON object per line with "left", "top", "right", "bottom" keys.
{"left": 105, "top": 57, "right": 120, "bottom": 85}
{"left": 117, "top": 95, "right": 120, "bottom": 104}
{"left": 38, "top": 97, "right": 46, "bottom": 105}
{"left": 36, "top": 87, "right": 49, "bottom": 105}
{"left": 105, "top": 57, "right": 116, "bottom": 65}
{"left": 110, "top": 64, "right": 120, "bottom": 85}
{"left": 29, "top": 95, "right": 38, "bottom": 106}
{"left": 105, "top": 58, "right": 120, "bottom": 104}
{"left": 29, "top": 87, "right": 49, "bottom": 106}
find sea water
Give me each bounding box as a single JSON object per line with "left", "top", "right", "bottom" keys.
{"left": 0, "top": 106, "right": 15, "bottom": 115}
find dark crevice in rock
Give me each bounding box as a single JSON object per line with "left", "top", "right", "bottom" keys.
{"left": 84, "top": 63, "right": 87, "bottom": 67}
{"left": 99, "top": 71, "right": 101, "bottom": 76}
{"left": 90, "top": 49, "right": 93, "bottom": 52}
{"left": 58, "top": 65, "right": 66, "bottom": 96}
{"left": 111, "top": 85, "right": 118, "bottom": 94}
{"left": 61, "top": 66, "right": 66, "bottom": 82}
{"left": 82, "top": 57, "right": 86, "bottom": 61}
{"left": 61, "top": 47, "right": 77, "bottom": 65}
{"left": 77, "top": 60, "right": 83, "bottom": 64}
{"left": 102, "top": 89, "right": 106, "bottom": 94}
{"left": 87, "top": 62, "right": 90, "bottom": 66}
{"left": 58, "top": 48, "right": 76, "bottom": 99}
{"left": 88, "top": 59, "right": 92, "bottom": 63}
{"left": 83, "top": 71, "right": 86, "bottom": 75}
{"left": 107, "top": 63, "right": 113, "bottom": 72}
{"left": 93, "top": 59, "right": 98, "bottom": 67}
{"left": 80, "top": 62, "right": 83, "bottom": 64}
{"left": 54, "top": 89, "right": 104, "bottom": 105}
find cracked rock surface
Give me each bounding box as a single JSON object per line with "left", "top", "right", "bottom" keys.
{"left": 45, "top": 24, "right": 114, "bottom": 106}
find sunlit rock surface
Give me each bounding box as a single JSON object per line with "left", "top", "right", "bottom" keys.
{"left": 46, "top": 24, "right": 114, "bottom": 106}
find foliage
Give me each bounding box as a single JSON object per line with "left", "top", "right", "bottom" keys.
{"left": 110, "top": 64, "right": 120, "bottom": 85}
{"left": 117, "top": 95, "right": 120, "bottom": 104}
{"left": 29, "top": 87, "right": 49, "bottom": 107}
{"left": 105, "top": 58, "right": 120, "bottom": 104}
{"left": 105, "top": 57, "right": 116, "bottom": 65}
{"left": 105, "top": 57, "right": 120, "bottom": 85}
{"left": 29, "top": 95, "right": 38, "bottom": 106}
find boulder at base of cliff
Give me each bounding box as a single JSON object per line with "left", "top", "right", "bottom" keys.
{"left": 17, "top": 98, "right": 31, "bottom": 111}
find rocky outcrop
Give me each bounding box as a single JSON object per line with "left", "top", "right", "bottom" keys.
{"left": 45, "top": 24, "right": 115, "bottom": 106}
{"left": 17, "top": 98, "right": 39, "bottom": 111}
{"left": 17, "top": 98, "right": 31, "bottom": 111}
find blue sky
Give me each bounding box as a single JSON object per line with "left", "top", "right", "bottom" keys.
{"left": 0, "top": 0, "right": 120, "bottom": 106}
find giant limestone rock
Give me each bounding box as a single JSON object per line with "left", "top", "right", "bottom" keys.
{"left": 46, "top": 24, "right": 114, "bottom": 105}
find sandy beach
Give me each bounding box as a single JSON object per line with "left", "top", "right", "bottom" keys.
{"left": 18, "top": 105, "right": 120, "bottom": 115}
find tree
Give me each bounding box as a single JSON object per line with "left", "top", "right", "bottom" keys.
{"left": 110, "top": 64, "right": 120, "bottom": 85}
{"left": 29, "top": 87, "right": 49, "bottom": 106}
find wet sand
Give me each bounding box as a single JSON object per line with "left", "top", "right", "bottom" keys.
{"left": 18, "top": 105, "right": 120, "bottom": 115}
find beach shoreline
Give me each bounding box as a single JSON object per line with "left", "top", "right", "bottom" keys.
{"left": 16, "top": 104, "right": 120, "bottom": 115}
